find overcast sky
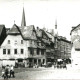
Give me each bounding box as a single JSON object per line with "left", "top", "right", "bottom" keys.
{"left": 0, "top": 0, "right": 80, "bottom": 40}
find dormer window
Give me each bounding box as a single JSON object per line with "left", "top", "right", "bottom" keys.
{"left": 8, "top": 40, "right": 10, "bottom": 44}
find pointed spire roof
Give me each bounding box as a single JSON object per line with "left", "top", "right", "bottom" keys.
{"left": 55, "top": 19, "right": 57, "bottom": 29}
{"left": 21, "top": 7, "right": 26, "bottom": 27}
{"left": 54, "top": 19, "right": 58, "bottom": 37}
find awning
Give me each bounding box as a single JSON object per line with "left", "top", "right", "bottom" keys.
{"left": 57, "top": 59, "right": 63, "bottom": 61}
{"left": 9, "top": 58, "right": 15, "bottom": 60}
{"left": 16, "top": 58, "right": 24, "bottom": 60}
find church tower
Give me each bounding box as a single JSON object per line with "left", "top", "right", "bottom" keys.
{"left": 21, "top": 7, "right": 26, "bottom": 27}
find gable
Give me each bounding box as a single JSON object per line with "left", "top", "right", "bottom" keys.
{"left": 8, "top": 24, "right": 21, "bottom": 35}
{"left": 1, "top": 35, "right": 23, "bottom": 48}
{"left": 71, "top": 24, "right": 80, "bottom": 35}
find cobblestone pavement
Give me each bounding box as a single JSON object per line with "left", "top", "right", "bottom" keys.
{"left": 0, "top": 67, "right": 80, "bottom": 80}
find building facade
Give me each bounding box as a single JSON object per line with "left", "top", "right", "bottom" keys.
{"left": 0, "top": 7, "right": 72, "bottom": 67}
{"left": 0, "top": 25, "right": 7, "bottom": 46}
{"left": 54, "top": 36, "right": 71, "bottom": 60}
{"left": 70, "top": 24, "right": 80, "bottom": 68}
{"left": 0, "top": 8, "right": 46, "bottom": 67}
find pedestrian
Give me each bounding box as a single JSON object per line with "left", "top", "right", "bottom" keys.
{"left": 1, "top": 67, "right": 5, "bottom": 78}
{"left": 10, "top": 65, "right": 15, "bottom": 78}
{"left": 4, "top": 65, "right": 9, "bottom": 80}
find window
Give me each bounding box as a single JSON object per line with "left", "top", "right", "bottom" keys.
{"left": 30, "top": 48, "right": 34, "bottom": 55}
{"left": 75, "top": 48, "right": 80, "bottom": 51}
{"left": 14, "top": 49, "right": 17, "bottom": 54}
{"left": 8, "top": 40, "right": 10, "bottom": 44}
{"left": 7, "top": 49, "right": 10, "bottom": 54}
{"left": 30, "top": 40, "right": 32, "bottom": 44}
{"left": 41, "top": 50, "right": 44, "bottom": 55}
{"left": 3, "top": 49, "right": 6, "bottom": 54}
{"left": 21, "top": 40, "right": 23, "bottom": 44}
{"left": 37, "top": 49, "right": 39, "bottom": 55}
{"left": 15, "top": 40, "right": 17, "bottom": 44}
{"left": 21, "top": 49, "right": 24, "bottom": 54}
{"left": 41, "top": 43, "right": 43, "bottom": 46}
{"left": 43, "top": 59, "right": 45, "bottom": 64}
{"left": 37, "top": 42, "right": 39, "bottom": 46}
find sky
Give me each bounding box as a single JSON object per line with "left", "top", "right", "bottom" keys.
{"left": 0, "top": 0, "right": 80, "bottom": 40}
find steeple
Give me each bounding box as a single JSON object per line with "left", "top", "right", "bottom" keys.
{"left": 21, "top": 7, "right": 26, "bottom": 27}
{"left": 55, "top": 19, "right": 57, "bottom": 29}
{"left": 54, "top": 19, "right": 58, "bottom": 37}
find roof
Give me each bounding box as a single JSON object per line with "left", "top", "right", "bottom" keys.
{"left": 7, "top": 24, "right": 37, "bottom": 40}
{"left": 70, "top": 24, "right": 80, "bottom": 35}
{"left": 45, "top": 31, "right": 54, "bottom": 43}
{"left": 21, "top": 7, "right": 26, "bottom": 27}
{"left": 0, "top": 25, "right": 5, "bottom": 36}
{"left": 36, "top": 28, "right": 42, "bottom": 37}
{"left": 57, "top": 36, "right": 71, "bottom": 43}
{"left": 21, "top": 25, "right": 37, "bottom": 40}
{"left": 8, "top": 24, "right": 21, "bottom": 35}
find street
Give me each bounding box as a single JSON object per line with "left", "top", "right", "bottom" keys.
{"left": 5, "top": 67, "right": 80, "bottom": 80}
{"left": 0, "top": 66, "right": 80, "bottom": 80}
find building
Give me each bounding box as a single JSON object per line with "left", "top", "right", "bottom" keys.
{"left": 0, "top": 8, "right": 46, "bottom": 67}
{"left": 70, "top": 24, "right": 80, "bottom": 68}
{"left": 36, "top": 27, "right": 55, "bottom": 63}
{"left": 54, "top": 21, "right": 71, "bottom": 61}
{"left": 0, "top": 7, "right": 72, "bottom": 67}
{"left": 55, "top": 36, "right": 71, "bottom": 60}
{"left": 0, "top": 25, "right": 7, "bottom": 46}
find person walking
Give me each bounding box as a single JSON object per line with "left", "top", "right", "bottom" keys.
{"left": 1, "top": 67, "right": 5, "bottom": 78}
{"left": 4, "top": 65, "right": 9, "bottom": 80}
{"left": 10, "top": 65, "right": 15, "bottom": 78}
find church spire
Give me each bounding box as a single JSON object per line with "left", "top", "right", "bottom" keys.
{"left": 21, "top": 7, "right": 26, "bottom": 27}
{"left": 54, "top": 19, "right": 58, "bottom": 37}
{"left": 55, "top": 19, "right": 57, "bottom": 29}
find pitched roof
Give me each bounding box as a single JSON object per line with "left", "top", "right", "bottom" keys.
{"left": 21, "top": 25, "right": 37, "bottom": 40}
{"left": 0, "top": 25, "right": 5, "bottom": 36}
{"left": 8, "top": 24, "right": 21, "bottom": 35}
{"left": 36, "top": 29, "right": 42, "bottom": 37}
{"left": 70, "top": 24, "right": 80, "bottom": 35}
{"left": 45, "top": 31, "right": 54, "bottom": 43}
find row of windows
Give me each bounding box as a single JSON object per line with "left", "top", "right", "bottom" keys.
{"left": 8, "top": 40, "right": 44, "bottom": 47}
{"left": 8, "top": 40, "right": 23, "bottom": 44}
{"left": 3, "top": 49, "right": 24, "bottom": 54}
{"left": 29, "top": 48, "right": 45, "bottom": 55}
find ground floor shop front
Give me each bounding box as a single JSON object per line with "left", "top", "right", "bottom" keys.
{"left": 28, "top": 58, "right": 46, "bottom": 68}
{"left": 0, "top": 57, "right": 46, "bottom": 68}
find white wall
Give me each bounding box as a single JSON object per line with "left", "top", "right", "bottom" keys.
{"left": 0, "top": 35, "right": 29, "bottom": 59}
